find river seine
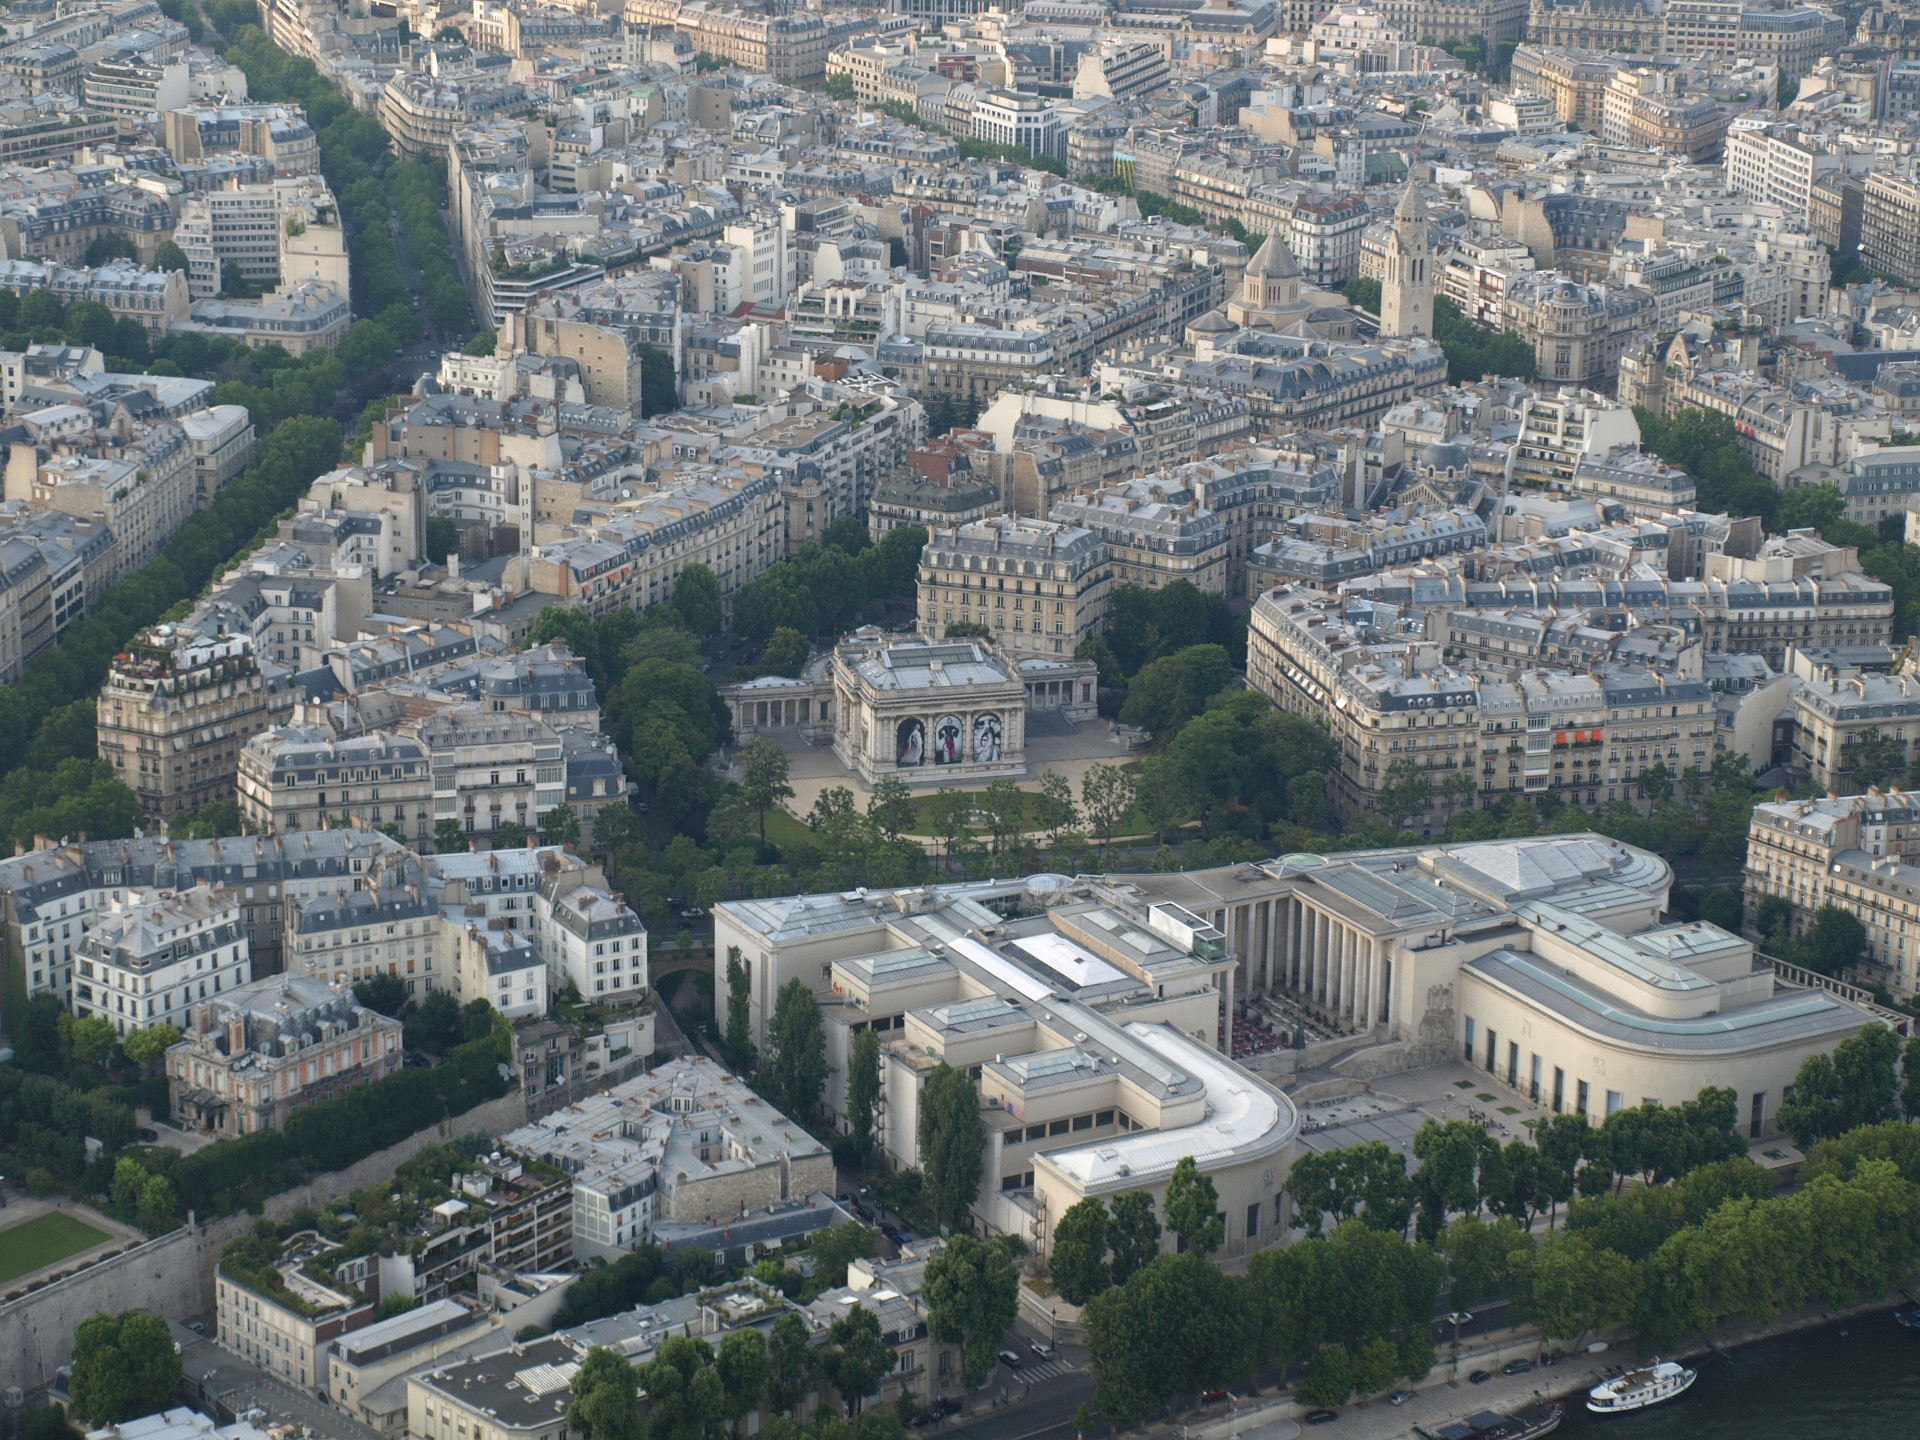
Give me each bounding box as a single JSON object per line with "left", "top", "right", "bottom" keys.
{"left": 1553, "top": 1312, "right": 1918, "bottom": 1440}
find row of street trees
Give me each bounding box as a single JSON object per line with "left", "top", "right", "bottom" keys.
{"left": 568, "top": 1311, "right": 898, "bottom": 1440}
{"left": 1079, "top": 1087, "right": 1920, "bottom": 1422}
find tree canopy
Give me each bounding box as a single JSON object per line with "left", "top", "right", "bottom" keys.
{"left": 70, "top": 1311, "right": 182, "bottom": 1423}
{"left": 917, "top": 1063, "right": 985, "bottom": 1232}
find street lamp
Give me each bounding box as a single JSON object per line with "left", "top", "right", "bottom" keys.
{"left": 1447, "top": 1311, "right": 1474, "bottom": 1377}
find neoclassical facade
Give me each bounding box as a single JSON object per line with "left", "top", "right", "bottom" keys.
{"left": 833, "top": 638, "right": 1027, "bottom": 786}
{"left": 722, "top": 630, "right": 1097, "bottom": 787}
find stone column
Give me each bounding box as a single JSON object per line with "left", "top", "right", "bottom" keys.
{"left": 1316, "top": 910, "right": 1329, "bottom": 1006}
{"left": 1298, "top": 908, "right": 1312, "bottom": 1004}
{"left": 1349, "top": 935, "right": 1363, "bottom": 1029}
{"left": 1337, "top": 924, "right": 1351, "bottom": 1021}
{"left": 1288, "top": 900, "right": 1302, "bottom": 992}
{"left": 1221, "top": 963, "right": 1236, "bottom": 1056}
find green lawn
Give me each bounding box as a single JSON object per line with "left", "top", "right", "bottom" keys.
{"left": 0, "top": 1211, "right": 112, "bottom": 1285}
{"left": 762, "top": 807, "right": 813, "bottom": 848}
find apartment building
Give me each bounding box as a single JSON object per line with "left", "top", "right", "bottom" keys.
{"left": 1284, "top": 194, "right": 1371, "bottom": 289}
{"left": 1864, "top": 171, "right": 1920, "bottom": 286}
{"left": 503, "top": 1056, "right": 835, "bottom": 1261}
{"left": 0, "top": 828, "right": 402, "bottom": 1008}
{"left": 159, "top": 104, "right": 321, "bottom": 176}
{"left": 1566, "top": 449, "right": 1697, "bottom": 517}
{"left": 96, "top": 627, "right": 292, "bottom": 820}
{"left": 166, "top": 973, "right": 403, "bottom": 1137}
{"left": 1248, "top": 505, "right": 1487, "bottom": 592}
{"left": 1248, "top": 583, "right": 1714, "bottom": 824}
{"left": 1528, "top": 0, "right": 1663, "bottom": 54}
{"left": 440, "top": 914, "right": 548, "bottom": 1022}
{"left": 513, "top": 286, "right": 679, "bottom": 414}
{"left": 1360, "top": 0, "right": 1529, "bottom": 43}
{"left": 1338, "top": 537, "right": 1892, "bottom": 670}
{"left": 72, "top": 884, "right": 251, "bottom": 1038}
{"left": 623, "top": 0, "right": 883, "bottom": 81}
{"left": 415, "top": 706, "right": 564, "bottom": 844}
{"left": 1746, "top": 788, "right": 1920, "bottom": 995}
{"left": 182, "top": 404, "right": 259, "bottom": 508}
{"left": 1157, "top": 333, "right": 1450, "bottom": 434}
{"left": 177, "top": 282, "right": 351, "bottom": 355}
{"left": 916, "top": 515, "right": 1112, "bottom": 659}
{"left": 1723, "top": 120, "right": 1826, "bottom": 226}
{"left": 1600, "top": 68, "right": 1729, "bottom": 161}
{"left": 1732, "top": 3, "right": 1843, "bottom": 78}
{"left": 216, "top": 1242, "right": 375, "bottom": 1390}
{"left": 1501, "top": 272, "right": 1656, "bottom": 391}
{"left": 276, "top": 178, "right": 350, "bottom": 297}
{"left": 326, "top": 1299, "right": 501, "bottom": 1434}
{"left": 378, "top": 64, "right": 529, "bottom": 158}
{"left": 83, "top": 54, "right": 189, "bottom": 121}
{"left": 0, "top": 257, "right": 188, "bottom": 334}
{"left": 1788, "top": 664, "right": 1920, "bottom": 793}
{"left": 1510, "top": 46, "right": 1624, "bottom": 129}
{"left": 532, "top": 876, "right": 650, "bottom": 1004}
{"left": 1846, "top": 447, "right": 1920, "bottom": 530}
{"left": 284, "top": 847, "right": 441, "bottom": 997}
{"left": 1510, "top": 388, "right": 1642, "bottom": 488}
{"left": 1072, "top": 40, "right": 1171, "bottom": 101}
{"left": 173, "top": 185, "right": 281, "bottom": 301}
{"left": 970, "top": 88, "right": 1065, "bottom": 162}
{"left": 12, "top": 416, "right": 196, "bottom": 586}
{"left": 1049, "top": 480, "right": 1233, "bottom": 595}
{"left": 1661, "top": 0, "right": 1743, "bottom": 57}
{"left": 1660, "top": 366, "right": 1887, "bottom": 486}
{"left": 236, "top": 727, "right": 434, "bottom": 841}
{"left": 869, "top": 449, "right": 996, "bottom": 540}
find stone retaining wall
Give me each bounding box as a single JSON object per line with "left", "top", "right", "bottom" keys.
{"left": 0, "top": 1088, "right": 532, "bottom": 1395}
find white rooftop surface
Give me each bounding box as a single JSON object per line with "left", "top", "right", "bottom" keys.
{"left": 87, "top": 1410, "right": 271, "bottom": 1440}
{"left": 335, "top": 1298, "right": 476, "bottom": 1359}
{"left": 1041, "top": 1021, "right": 1295, "bottom": 1188}
{"left": 949, "top": 934, "right": 1054, "bottom": 1001}
{"left": 1013, "top": 932, "right": 1124, "bottom": 988}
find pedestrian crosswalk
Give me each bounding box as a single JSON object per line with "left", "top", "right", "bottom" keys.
{"left": 1018, "top": 1360, "right": 1077, "bottom": 1384}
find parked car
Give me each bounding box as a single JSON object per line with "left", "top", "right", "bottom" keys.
{"left": 1304, "top": 1411, "right": 1339, "bottom": 1426}
{"left": 997, "top": 1349, "right": 1022, "bottom": 1369}
{"left": 137, "top": 1127, "right": 159, "bottom": 1143}
{"left": 1469, "top": 1371, "right": 1493, "bottom": 1385}
{"left": 1200, "top": 1390, "right": 1228, "bottom": 1405}
{"left": 1389, "top": 1392, "right": 1413, "bottom": 1407}
{"left": 1502, "top": 1360, "right": 1534, "bottom": 1376}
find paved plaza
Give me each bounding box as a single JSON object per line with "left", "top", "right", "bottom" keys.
{"left": 1296, "top": 1061, "right": 1554, "bottom": 1166}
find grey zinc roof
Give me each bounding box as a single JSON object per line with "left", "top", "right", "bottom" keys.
{"left": 850, "top": 639, "right": 1012, "bottom": 690}
{"left": 1466, "top": 950, "right": 1870, "bottom": 1053}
